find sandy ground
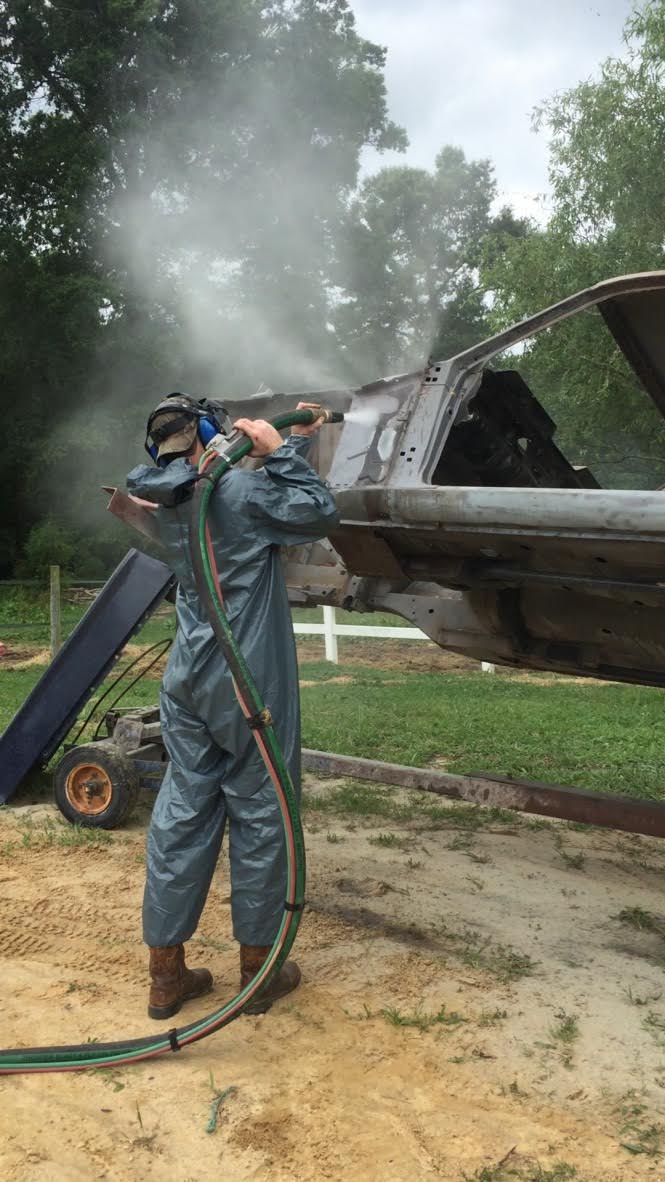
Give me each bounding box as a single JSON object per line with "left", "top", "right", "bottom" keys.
{"left": 2, "top": 780, "right": 665, "bottom": 1181}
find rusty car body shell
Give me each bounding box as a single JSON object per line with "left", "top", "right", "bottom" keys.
{"left": 111, "top": 271, "right": 665, "bottom": 688}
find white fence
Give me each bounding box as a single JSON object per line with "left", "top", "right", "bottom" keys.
{"left": 293, "top": 605, "right": 495, "bottom": 671}
{"left": 40, "top": 568, "right": 495, "bottom": 671}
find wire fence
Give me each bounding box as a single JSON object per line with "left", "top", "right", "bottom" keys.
{"left": 0, "top": 570, "right": 496, "bottom": 671}
{"left": 0, "top": 573, "right": 175, "bottom": 651}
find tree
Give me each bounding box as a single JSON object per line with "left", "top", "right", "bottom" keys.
{"left": 0, "top": 0, "right": 405, "bottom": 572}
{"left": 483, "top": 1, "right": 665, "bottom": 488}
{"left": 332, "top": 147, "right": 519, "bottom": 381}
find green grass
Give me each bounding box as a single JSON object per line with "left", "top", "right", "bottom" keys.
{"left": 303, "top": 779, "right": 517, "bottom": 827}
{"left": 0, "top": 665, "right": 163, "bottom": 738}
{"left": 299, "top": 663, "right": 665, "bottom": 799}
{"left": 463, "top": 1157, "right": 577, "bottom": 1181}
{"left": 367, "top": 832, "right": 409, "bottom": 848}
{"left": 549, "top": 1013, "right": 579, "bottom": 1045}
{"left": 458, "top": 937, "right": 536, "bottom": 983}
{"left": 354, "top": 1001, "right": 467, "bottom": 1033}
{"left": 0, "top": 586, "right": 176, "bottom": 646}
{"left": 614, "top": 907, "right": 665, "bottom": 935}
{"left": 542, "top": 1011, "right": 580, "bottom": 1068}
{"left": 0, "top": 592, "right": 400, "bottom": 646}
{"left": 379, "top": 1003, "right": 466, "bottom": 1033}
{"left": 2, "top": 652, "right": 665, "bottom": 806}
{"left": 616, "top": 1093, "right": 664, "bottom": 1158}
{"left": 292, "top": 607, "right": 409, "bottom": 628}
{"left": 0, "top": 815, "right": 114, "bottom": 853}
{"left": 477, "top": 1008, "right": 508, "bottom": 1027}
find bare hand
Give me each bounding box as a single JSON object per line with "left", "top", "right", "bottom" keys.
{"left": 291, "top": 401, "right": 326, "bottom": 437}
{"left": 233, "top": 418, "right": 284, "bottom": 457}
{"left": 128, "top": 493, "right": 158, "bottom": 512}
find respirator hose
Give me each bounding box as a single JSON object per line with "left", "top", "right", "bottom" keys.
{"left": 0, "top": 406, "right": 331, "bottom": 1074}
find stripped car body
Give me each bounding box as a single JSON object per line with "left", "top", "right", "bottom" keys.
{"left": 109, "top": 271, "right": 665, "bottom": 690}
{"left": 253, "top": 271, "right": 665, "bottom": 689}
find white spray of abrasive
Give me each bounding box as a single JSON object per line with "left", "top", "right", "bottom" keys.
{"left": 342, "top": 408, "right": 381, "bottom": 426}
{"left": 98, "top": 12, "right": 395, "bottom": 402}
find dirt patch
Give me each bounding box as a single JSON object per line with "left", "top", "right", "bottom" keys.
{"left": 295, "top": 636, "right": 482, "bottom": 674}
{"left": 0, "top": 637, "right": 475, "bottom": 681}
{"left": 0, "top": 646, "right": 51, "bottom": 670}
{"left": 121, "top": 643, "right": 172, "bottom": 678}
{"left": 130, "top": 637, "right": 482, "bottom": 679}
{"left": 2, "top": 786, "right": 665, "bottom": 1180}
{"left": 299, "top": 675, "right": 354, "bottom": 688}
{"left": 0, "top": 636, "right": 611, "bottom": 685}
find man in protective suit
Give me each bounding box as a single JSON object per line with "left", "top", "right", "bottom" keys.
{"left": 127, "top": 396, "right": 340, "bottom": 1019}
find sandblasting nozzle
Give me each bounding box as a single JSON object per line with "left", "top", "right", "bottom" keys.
{"left": 319, "top": 408, "right": 345, "bottom": 424}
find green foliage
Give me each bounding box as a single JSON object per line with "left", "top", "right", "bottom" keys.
{"left": 334, "top": 147, "right": 517, "bottom": 378}
{"left": 18, "top": 520, "right": 81, "bottom": 579}
{"left": 0, "top": 0, "right": 406, "bottom": 572}
{"left": 15, "top": 520, "right": 113, "bottom": 580}
{"left": 4, "top": 0, "right": 665, "bottom": 571}
{"left": 483, "top": 3, "right": 665, "bottom": 488}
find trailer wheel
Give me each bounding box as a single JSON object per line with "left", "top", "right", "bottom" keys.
{"left": 53, "top": 743, "right": 140, "bottom": 829}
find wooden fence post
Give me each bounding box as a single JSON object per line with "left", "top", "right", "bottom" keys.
{"left": 50, "top": 565, "right": 61, "bottom": 659}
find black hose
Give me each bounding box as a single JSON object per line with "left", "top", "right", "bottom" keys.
{"left": 67, "top": 639, "right": 172, "bottom": 748}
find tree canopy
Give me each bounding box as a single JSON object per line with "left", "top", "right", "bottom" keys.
{"left": 0, "top": 0, "right": 407, "bottom": 574}
{"left": 483, "top": 0, "right": 665, "bottom": 488}
{"left": 2, "top": 0, "right": 665, "bottom": 577}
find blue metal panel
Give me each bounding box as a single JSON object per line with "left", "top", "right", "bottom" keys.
{"left": 0, "top": 549, "right": 175, "bottom": 804}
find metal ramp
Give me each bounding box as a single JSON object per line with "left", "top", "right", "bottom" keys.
{"left": 0, "top": 549, "right": 175, "bottom": 804}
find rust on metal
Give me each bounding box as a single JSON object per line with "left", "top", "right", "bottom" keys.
{"left": 103, "top": 487, "right": 163, "bottom": 547}
{"left": 64, "top": 762, "right": 114, "bottom": 816}
{"left": 301, "top": 749, "right": 665, "bottom": 839}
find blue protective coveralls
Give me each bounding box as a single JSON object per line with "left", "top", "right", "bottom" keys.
{"left": 126, "top": 435, "right": 340, "bottom": 948}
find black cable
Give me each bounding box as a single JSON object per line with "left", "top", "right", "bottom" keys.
{"left": 91, "top": 640, "right": 172, "bottom": 741}
{"left": 66, "top": 639, "right": 172, "bottom": 748}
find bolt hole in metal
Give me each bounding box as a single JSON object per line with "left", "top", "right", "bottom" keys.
{"left": 65, "top": 764, "right": 113, "bottom": 816}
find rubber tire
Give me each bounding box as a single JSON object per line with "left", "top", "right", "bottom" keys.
{"left": 53, "top": 742, "right": 140, "bottom": 829}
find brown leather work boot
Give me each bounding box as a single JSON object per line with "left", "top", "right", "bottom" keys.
{"left": 148, "top": 943, "right": 213, "bottom": 1020}
{"left": 240, "top": 944, "right": 301, "bottom": 1015}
